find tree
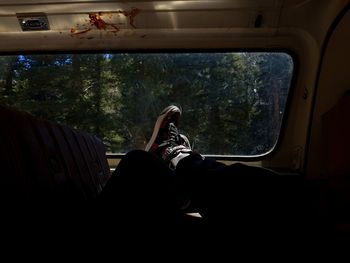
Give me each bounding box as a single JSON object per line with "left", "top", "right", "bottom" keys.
{"left": 0, "top": 52, "right": 294, "bottom": 155}
{"left": 251, "top": 53, "right": 293, "bottom": 154}
{"left": 0, "top": 56, "right": 20, "bottom": 105}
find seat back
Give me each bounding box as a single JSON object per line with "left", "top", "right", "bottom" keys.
{"left": 0, "top": 104, "right": 111, "bottom": 208}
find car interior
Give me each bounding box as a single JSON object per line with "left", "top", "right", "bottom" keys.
{"left": 1, "top": 0, "right": 350, "bottom": 246}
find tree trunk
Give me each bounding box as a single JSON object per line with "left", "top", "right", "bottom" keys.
{"left": 3, "top": 57, "right": 18, "bottom": 100}
{"left": 93, "top": 55, "right": 103, "bottom": 136}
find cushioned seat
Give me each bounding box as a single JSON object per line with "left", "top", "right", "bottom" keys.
{"left": 0, "top": 104, "right": 111, "bottom": 208}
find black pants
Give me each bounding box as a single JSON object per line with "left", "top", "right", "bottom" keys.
{"left": 100, "top": 150, "right": 301, "bottom": 221}
{"left": 99, "top": 150, "right": 333, "bottom": 243}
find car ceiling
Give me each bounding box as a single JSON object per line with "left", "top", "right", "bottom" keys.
{"left": 0, "top": 0, "right": 348, "bottom": 51}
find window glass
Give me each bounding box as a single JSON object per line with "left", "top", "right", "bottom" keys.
{"left": 0, "top": 53, "right": 293, "bottom": 156}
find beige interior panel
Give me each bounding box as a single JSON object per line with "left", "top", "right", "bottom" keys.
{"left": 307, "top": 9, "right": 350, "bottom": 178}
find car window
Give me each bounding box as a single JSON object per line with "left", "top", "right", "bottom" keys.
{"left": 0, "top": 52, "right": 293, "bottom": 156}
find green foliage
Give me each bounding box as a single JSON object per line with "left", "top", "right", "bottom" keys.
{"left": 0, "top": 53, "right": 293, "bottom": 155}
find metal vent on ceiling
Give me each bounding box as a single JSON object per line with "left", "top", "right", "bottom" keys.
{"left": 17, "top": 13, "right": 50, "bottom": 31}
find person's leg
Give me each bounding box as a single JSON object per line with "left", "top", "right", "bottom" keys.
{"left": 175, "top": 153, "right": 313, "bottom": 238}
{"left": 98, "top": 150, "right": 204, "bottom": 242}
{"left": 175, "top": 153, "right": 227, "bottom": 218}
{"left": 99, "top": 150, "right": 186, "bottom": 219}
{"left": 176, "top": 153, "right": 286, "bottom": 218}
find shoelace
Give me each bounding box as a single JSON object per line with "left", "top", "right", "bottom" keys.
{"left": 158, "top": 122, "right": 181, "bottom": 148}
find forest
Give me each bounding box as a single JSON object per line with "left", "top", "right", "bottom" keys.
{"left": 0, "top": 52, "right": 293, "bottom": 155}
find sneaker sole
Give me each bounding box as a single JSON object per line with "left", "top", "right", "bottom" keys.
{"left": 145, "top": 105, "right": 181, "bottom": 151}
